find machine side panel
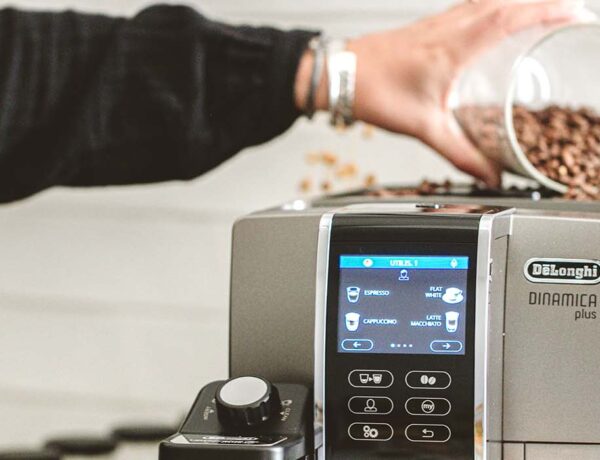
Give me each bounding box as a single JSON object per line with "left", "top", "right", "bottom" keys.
{"left": 503, "top": 215, "right": 600, "bottom": 443}
{"left": 526, "top": 444, "right": 600, "bottom": 459}
{"left": 230, "top": 213, "right": 322, "bottom": 385}
{"left": 502, "top": 443, "right": 524, "bottom": 460}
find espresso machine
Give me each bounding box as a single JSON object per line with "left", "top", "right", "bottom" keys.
{"left": 161, "top": 185, "right": 600, "bottom": 460}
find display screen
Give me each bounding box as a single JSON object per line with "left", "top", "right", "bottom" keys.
{"left": 337, "top": 255, "right": 469, "bottom": 356}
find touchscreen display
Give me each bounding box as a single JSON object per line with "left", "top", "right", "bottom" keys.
{"left": 337, "top": 255, "right": 469, "bottom": 356}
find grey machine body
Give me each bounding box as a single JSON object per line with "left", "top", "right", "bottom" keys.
{"left": 229, "top": 192, "right": 600, "bottom": 460}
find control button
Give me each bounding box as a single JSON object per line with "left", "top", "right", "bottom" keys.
{"left": 348, "top": 370, "right": 394, "bottom": 388}
{"left": 405, "top": 371, "right": 451, "bottom": 390}
{"left": 348, "top": 396, "right": 394, "bottom": 415}
{"left": 348, "top": 423, "right": 393, "bottom": 442}
{"left": 430, "top": 340, "right": 463, "bottom": 353}
{"left": 341, "top": 339, "right": 373, "bottom": 351}
{"left": 405, "top": 424, "right": 451, "bottom": 443}
{"left": 215, "top": 376, "right": 281, "bottom": 427}
{"left": 405, "top": 398, "right": 451, "bottom": 416}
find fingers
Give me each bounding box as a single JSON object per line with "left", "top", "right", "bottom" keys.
{"left": 491, "top": 0, "right": 585, "bottom": 32}
{"left": 457, "top": 0, "right": 585, "bottom": 60}
{"left": 421, "top": 114, "right": 502, "bottom": 187}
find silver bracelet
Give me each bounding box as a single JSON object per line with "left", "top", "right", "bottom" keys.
{"left": 304, "top": 35, "right": 326, "bottom": 120}
{"left": 326, "top": 39, "right": 357, "bottom": 128}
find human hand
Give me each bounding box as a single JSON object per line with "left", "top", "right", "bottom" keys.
{"left": 296, "top": 0, "right": 586, "bottom": 187}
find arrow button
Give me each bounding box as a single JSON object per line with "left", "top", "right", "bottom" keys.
{"left": 422, "top": 429, "right": 434, "bottom": 439}
{"left": 342, "top": 339, "right": 374, "bottom": 352}
{"left": 430, "top": 340, "right": 463, "bottom": 353}
{"left": 405, "top": 424, "right": 451, "bottom": 443}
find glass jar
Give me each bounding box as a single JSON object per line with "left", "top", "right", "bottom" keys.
{"left": 452, "top": 17, "right": 600, "bottom": 193}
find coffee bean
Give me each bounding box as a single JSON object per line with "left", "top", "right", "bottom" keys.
{"left": 562, "top": 146, "right": 577, "bottom": 169}
{"left": 368, "top": 180, "right": 456, "bottom": 197}
{"left": 456, "top": 104, "right": 600, "bottom": 200}
{"left": 364, "top": 174, "right": 377, "bottom": 188}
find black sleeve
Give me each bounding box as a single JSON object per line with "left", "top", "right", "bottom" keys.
{"left": 0, "top": 5, "right": 317, "bottom": 202}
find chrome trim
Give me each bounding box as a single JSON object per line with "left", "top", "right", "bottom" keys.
{"left": 475, "top": 214, "right": 494, "bottom": 460}
{"left": 476, "top": 210, "right": 514, "bottom": 460}
{"left": 314, "top": 212, "right": 334, "bottom": 455}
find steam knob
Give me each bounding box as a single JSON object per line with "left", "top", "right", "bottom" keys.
{"left": 215, "top": 376, "right": 282, "bottom": 427}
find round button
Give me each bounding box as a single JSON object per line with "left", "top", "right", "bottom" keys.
{"left": 216, "top": 376, "right": 282, "bottom": 427}
{"left": 405, "top": 424, "right": 451, "bottom": 443}
{"left": 348, "top": 370, "right": 394, "bottom": 388}
{"left": 348, "top": 423, "right": 394, "bottom": 442}
{"left": 405, "top": 397, "right": 452, "bottom": 416}
{"left": 348, "top": 396, "right": 394, "bottom": 415}
{"left": 405, "top": 371, "right": 452, "bottom": 390}
{"left": 219, "top": 377, "right": 269, "bottom": 406}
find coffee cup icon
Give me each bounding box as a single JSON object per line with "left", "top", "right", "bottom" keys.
{"left": 442, "top": 287, "right": 464, "bottom": 304}
{"left": 347, "top": 286, "right": 361, "bottom": 303}
{"left": 345, "top": 313, "right": 361, "bottom": 332}
{"left": 446, "top": 311, "right": 460, "bottom": 333}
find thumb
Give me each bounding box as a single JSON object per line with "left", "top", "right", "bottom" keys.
{"left": 420, "top": 113, "right": 502, "bottom": 188}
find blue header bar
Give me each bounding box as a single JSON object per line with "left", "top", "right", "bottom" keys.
{"left": 340, "top": 255, "right": 469, "bottom": 270}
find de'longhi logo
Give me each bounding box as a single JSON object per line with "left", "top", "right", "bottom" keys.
{"left": 524, "top": 258, "right": 600, "bottom": 285}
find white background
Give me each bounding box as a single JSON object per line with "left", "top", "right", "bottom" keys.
{"left": 0, "top": 0, "right": 597, "bottom": 449}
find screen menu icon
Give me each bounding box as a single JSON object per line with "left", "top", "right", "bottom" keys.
{"left": 346, "top": 286, "right": 361, "bottom": 303}
{"left": 345, "top": 313, "right": 361, "bottom": 332}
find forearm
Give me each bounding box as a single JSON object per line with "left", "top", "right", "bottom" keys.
{"left": 0, "top": 8, "right": 124, "bottom": 201}
{"left": 0, "top": 6, "right": 316, "bottom": 202}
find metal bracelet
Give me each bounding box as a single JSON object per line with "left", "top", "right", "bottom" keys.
{"left": 326, "top": 39, "right": 356, "bottom": 128}
{"left": 304, "top": 35, "right": 326, "bottom": 120}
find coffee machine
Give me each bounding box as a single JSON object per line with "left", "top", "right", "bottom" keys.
{"left": 161, "top": 186, "right": 600, "bottom": 460}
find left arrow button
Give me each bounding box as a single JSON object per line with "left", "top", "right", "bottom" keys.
{"left": 342, "top": 339, "right": 374, "bottom": 351}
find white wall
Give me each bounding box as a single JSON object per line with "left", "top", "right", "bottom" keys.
{"left": 0, "top": 0, "right": 597, "bottom": 449}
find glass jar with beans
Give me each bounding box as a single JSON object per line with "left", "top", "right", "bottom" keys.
{"left": 452, "top": 16, "right": 600, "bottom": 200}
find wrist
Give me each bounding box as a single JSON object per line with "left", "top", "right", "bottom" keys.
{"left": 294, "top": 50, "right": 312, "bottom": 112}
{"left": 294, "top": 49, "right": 328, "bottom": 113}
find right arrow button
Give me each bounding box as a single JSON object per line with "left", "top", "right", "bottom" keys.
{"left": 430, "top": 340, "right": 463, "bottom": 353}
{"left": 405, "top": 424, "right": 451, "bottom": 443}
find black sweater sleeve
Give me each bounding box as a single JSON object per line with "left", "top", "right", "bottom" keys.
{"left": 0, "top": 5, "right": 316, "bottom": 202}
